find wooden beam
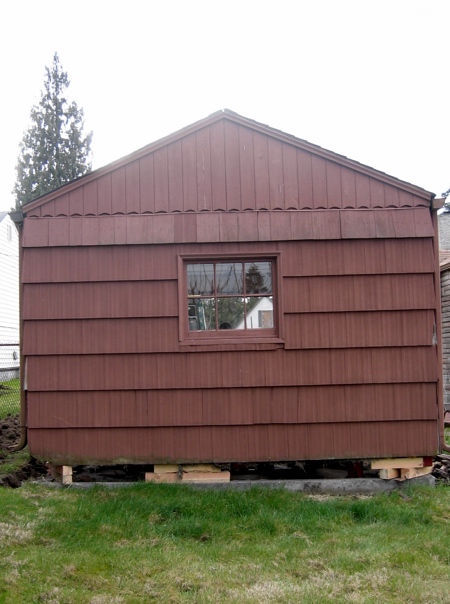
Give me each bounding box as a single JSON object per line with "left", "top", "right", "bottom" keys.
{"left": 400, "top": 466, "right": 432, "bottom": 480}
{"left": 50, "top": 465, "right": 73, "bottom": 485}
{"left": 153, "top": 464, "right": 180, "bottom": 474}
{"left": 371, "top": 457, "right": 424, "bottom": 470}
{"left": 379, "top": 468, "right": 400, "bottom": 480}
{"left": 145, "top": 472, "right": 179, "bottom": 483}
{"left": 182, "top": 471, "right": 230, "bottom": 483}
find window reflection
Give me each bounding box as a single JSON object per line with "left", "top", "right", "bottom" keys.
{"left": 187, "top": 261, "right": 273, "bottom": 331}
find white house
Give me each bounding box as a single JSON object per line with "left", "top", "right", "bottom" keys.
{"left": 236, "top": 297, "right": 273, "bottom": 330}
{"left": 0, "top": 213, "right": 19, "bottom": 377}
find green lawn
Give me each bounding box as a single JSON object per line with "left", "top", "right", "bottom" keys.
{"left": 0, "top": 379, "right": 20, "bottom": 419}
{"left": 0, "top": 482, "right": 450, "bottom": 603}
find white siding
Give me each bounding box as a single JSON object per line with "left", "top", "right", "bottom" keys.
{"left": 0, "top": 215, "right": 20, "bottom": 373}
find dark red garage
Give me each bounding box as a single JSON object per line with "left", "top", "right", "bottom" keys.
{"left": 12, "top": 109, "right": 445, "bottom": 468}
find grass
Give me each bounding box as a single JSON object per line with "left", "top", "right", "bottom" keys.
{"left": 0, "top": 449, "right": 29, "bottom": 476}
{"left": 0, "top": 379, "right": 20, "bottom": 419}
{"left": 0, "top": 482, "right": 450, "bottom": 603}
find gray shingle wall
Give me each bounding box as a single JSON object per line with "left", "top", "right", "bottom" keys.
{"left": 439, "top": 212, "right": 450, "bottom": 250}
{"left": 442, "top": 268, "right": 450, "bottom": 409}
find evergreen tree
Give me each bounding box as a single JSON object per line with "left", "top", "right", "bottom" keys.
{"left": 14, "top": 53, "right": 92, "bottom": 207}
{"left": 443, "top": 188, "right": 450, "bottom": 212}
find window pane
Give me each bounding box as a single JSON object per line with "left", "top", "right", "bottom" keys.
{"left": 188, "top": 298, "right": 216, "bottom": 330}
{"left": 245, "top": 262, "right": 272, "bottom": 294}
{"left": 187, "top": 264, "right": 214, "bottom": 295}
{"left": 216, "top": 263, "right": 243, "bottom": 294}
{"left": 245, "top": 296, "right": 273, "bottom": 329}
{"left": 217, "top": 297, "right": 245, "bottom": 330}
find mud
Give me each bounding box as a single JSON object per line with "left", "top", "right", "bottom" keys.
{"left": 0, "top": 415, "right": 47, "bottom": 488}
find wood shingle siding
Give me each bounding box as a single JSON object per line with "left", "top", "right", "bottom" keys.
{"left": 16, "top": 110, "right": 441, "bottom": 465}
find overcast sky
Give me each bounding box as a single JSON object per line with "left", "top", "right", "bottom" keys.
{"left": 1, "top": 1, "right": 449, "bottom": 212}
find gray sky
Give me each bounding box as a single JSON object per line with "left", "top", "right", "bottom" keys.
{"left": 1, "top": 0, "right": 449, "bottom": 211}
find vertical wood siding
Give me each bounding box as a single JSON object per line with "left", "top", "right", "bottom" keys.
{"left": 24, "top": 121, "right": 429, "bottom": 220}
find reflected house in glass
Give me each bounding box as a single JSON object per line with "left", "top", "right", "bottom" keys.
{"left": 11, "top": 109, "right": 444, "bottom": 467}
{"left": 235, "top": 297, "right": 273, "bottom": 330}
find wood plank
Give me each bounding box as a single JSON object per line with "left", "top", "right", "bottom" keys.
{"left": 97, "top": 173, "right": 112, "bottom": 215}
{"left": 154, "top": 464, "right": 179, "bottom": 473}
{"left": 26, "top": 346, "right": 438, "bottom": 392}
{"left": 311, "top": 155, "right": 327, "bottom": 209}
{"left": 253, "top": 131, "right": 270, "bottom": 209}
{"left": 239, "top": 125, "right": 256, "bottom": 210}
{"left": 181, "top": 471, "right": 230, "bottom": 482}
{"left": 145, "top": 472, "right": 179, "bottom": 483}
{"left": 125, "top": 160, "right": 141, "bottom": 214}
{"left": 325, "top": 161, "right": 342, "bottom": 209}
{"left": 182, "top": 133, "right": 198, "bottom": 212}
{"left": 224, "top": 120, "right": 241, "bottom": 210}
{"left": 379, "top": 468, "right": 400, "bottom": 479}
{"left": 209, "top": 120, "right": 227, "bottom": 211}
{"left": 340, "top": 167, "right": 356, "bottom": 208}
{"left": 196, "top": 127, "right": 212, "bottom": 211}
{"left": 168, "top": 140, "right": 183, "bottom": 213}
{"left": 50, "top": 465, "right": 73, "bottom": 485}
{"left": 83, "top": 181, "right": 98, "bottom": 216}
{"left": 182, "top": 464, "right": 221, "bottom": 473}
{"left": 139, "top": 154, "right": 155, "bottom": 214}
{"left": 371, "top": 457, "right": 424, "bottom": 470}
{"left": 354, "top": 172, "right": 370, "bottom": 208}
{"left": 153, "top": 147, "right": 169, "bottom": 213}
{"left": 268, "top": 137, "right": 284, "bottom": 210}
{"left": 111, "top": 167, "right": 126, "bottom": 215}
{"left": 69, "top": 188, "right": 83, "bottom": 216}
{"left": 297, "top": 149, "right": 313, "bottom": 209}
{"left": 400, "top": 466, "right": 432, "bottom": 480}
{"left": 28, "top": 421, "right": 439, "bottom": 466}
{"left": 282, "top": 143, "right": 299, "bottom": 209}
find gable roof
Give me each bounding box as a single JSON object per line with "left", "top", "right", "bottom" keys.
{"left": 18, "top": 109, "right": 434, "bottom": 219}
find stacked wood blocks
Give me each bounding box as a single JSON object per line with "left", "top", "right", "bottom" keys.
{"left": 371, "top": 457, "right": 433, "bottom": 480}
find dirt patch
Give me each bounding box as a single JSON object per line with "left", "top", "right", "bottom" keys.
{"left": 0, "top": 415, "right": 20, "bottom": 450}
{"left": 0, "top": 415, "right": 46, "bottom": 488}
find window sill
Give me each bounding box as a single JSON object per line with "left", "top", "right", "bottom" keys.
{"left": 179, "top": 336, "right": 285, "bottom": 352}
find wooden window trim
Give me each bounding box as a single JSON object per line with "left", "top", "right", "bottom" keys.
{"left": 178, "top": 251, "right": 284, "bottom": 347}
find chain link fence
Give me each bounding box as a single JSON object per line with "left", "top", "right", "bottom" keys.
{"left": 0, "top": 344, "right": 20, "bottom": 418}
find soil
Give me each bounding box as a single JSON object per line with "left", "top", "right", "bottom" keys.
{"left": 0, "top": 414, "right": 47, "bottom": 488}
{"left": 0, "top": 414, "right": 20, "bottom": 449}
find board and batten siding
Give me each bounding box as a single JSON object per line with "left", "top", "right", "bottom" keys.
{"left": 18, "top": 111, "right": 441, "bottom": 465}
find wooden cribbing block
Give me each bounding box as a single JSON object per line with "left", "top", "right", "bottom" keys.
{"left": 50, "top": 465, "right": 73, "bottom": 485}
{"left": 181, "top": 471, "right": 230, "bottom": 483}
{"left": 182, "top": 464, "right": 221, "bottom": 473}
{"left": 145, "top": 472, "right": 179, "bottom": 483}
{"left": 371, "top": 457, "right": 424, "bottom": 470}
{"left": 379, "top": 468, "right": 400, "bottom": 480}
{"left": 153, "top": 464, "right": 179, "bottom": 474}
{"left": 400, "top": 466, "right": 432, "bottom": 481}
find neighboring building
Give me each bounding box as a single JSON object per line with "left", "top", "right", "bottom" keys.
{"left": 440, "top": 253, "right": 450, "bottom": 416}
{"left": 0, "top": 213, "right": 19, "bottom": 378}
{"left": 235, "top": 297, "right": 273, "bottom": 330}
{"left": 12, "top": 110, "right": 443, "bottom": 466}
{"left": 439, "top": 210, "right": 450, "bottom": 418}
{"left": 439, "top": 209, "right": 450, "bottom": 249}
